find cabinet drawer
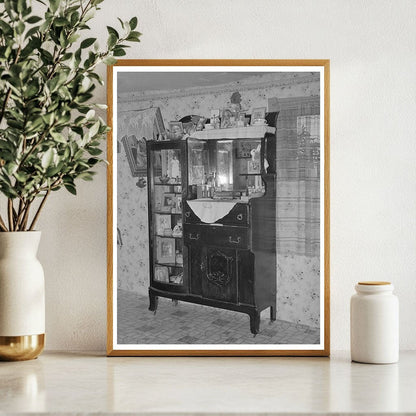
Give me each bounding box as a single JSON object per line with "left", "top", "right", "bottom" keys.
{"left": 184, "top": 224, "right": 205, "bottom": 244}
{"left": 184, "top": 224, "right": 249, "bottom": 249}
{"left": 219, "top": 204, "right": 249, "bottom": 226}
{"left": 206, "top": 226, "right": 249, "bottom": 249}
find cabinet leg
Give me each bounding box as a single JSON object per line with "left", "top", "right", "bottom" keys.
{"left": 249, "top": 310, "right": 260, "bottom": 335}
{"left": 148, "top": 293, "right": 158, "bottom": 314}
{"left": 270, "top": 305, "right": 276, "bottom": 321}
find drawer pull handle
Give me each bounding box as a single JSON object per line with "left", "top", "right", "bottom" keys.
{"left": 185, "top": 211, "right": 191, "bottom": 218}
{"left": 236, "top": 213, "right": 243, "bottom": 221}
{"left": 228, "top": 236, "right": 241, "bottom": 244}
{"left": 189, "top": 233, "right": 200, "bottom": 240}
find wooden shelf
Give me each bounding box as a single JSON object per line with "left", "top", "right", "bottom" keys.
{"left": 153, "top": 211, "right": 182, "bottom": 215}
{"left": 154, "top": 279, "right": 183, "bottom": 286}
{"left": 154, "top": 234, "right": 183, "bottom": 239}
{"left": 155, "top": 262, "right": 183, "bottom": 268}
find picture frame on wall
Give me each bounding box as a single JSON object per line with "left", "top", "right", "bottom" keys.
{"left": 108, "top": 59, "right": 330, "bottom": 356}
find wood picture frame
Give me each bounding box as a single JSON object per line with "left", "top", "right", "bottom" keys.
{"left": 107, "top": 59, "right": 330, "bottom": 356}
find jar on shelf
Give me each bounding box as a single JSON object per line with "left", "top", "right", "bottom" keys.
{"left": 350, "top": 281, "right": 399, "bottom": 364}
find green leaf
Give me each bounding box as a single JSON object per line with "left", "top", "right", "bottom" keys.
{"left": 107, "top": 33, "right": 117, "bottom": 49}
{"left": 26, "top": 15, "right": 42, "bottom": 24}
{"left": 129, "top": 17, "right": 138, "bottom": 30}
{"left": 64, "top": 183, "right": 77, "bottom": 195}
{"left": 49, "top": 0, "right": 60, "bottom": 13}
{"left": 70, "top": 11, "right": 80, "bottom": 26}
{"left": 16, "top": 21, "right": 25, "bottom": 35}
{"left": 68, "top": 33, "right": 80, "bottom": 44}
{"left": 103, "top": 56, "right": 117, "bottom": 65}
{"left": 126, "top": 33, "right": 141, "bottom": 42}
{"left": 41, "top": 148, "right": 54, "bottom": 169}
{"left": 106, "top": 26, "right": 119, "bottom": 39}
{"left": 54, "top": 17, "right": 69, "bottom": 27}
{"left": 87, "top": 147, "right": 102, "bottom": 156}
{"left": 5, "top": 162, "right": 18, "bottom": 176}
{"left": 14, "top": 171, "right": 28, "bottom": 183}
{"left": 77, "top": 171, "right": 95, "bottom": 181}
{"left": 25, "top": 117, "right": 44, "bottom": 133}
{"left": 113, "top": 47, "right": 126, "bottom": 57}
{"left": 17, "top": 0, "right": 27, "bottom": 13}
{"left": 88, "top": 120, "right": 100, "bottom": 138}
{"left": 117, "top": 17, "right": 125, "bottom": 29}
{"left": 0, "top": 20, "right": 13, "bottom": 35}
{"left": 85, "top": 109, "right": 95, "bottom": 120}
{"left": 25, "top": 25, "right": 40, "bottom": 39}
{"left": 50, "top": 131, "right": 67, "bottom": 143}
{"left": 80, "top": 37, "right": 96, "bottom": 49}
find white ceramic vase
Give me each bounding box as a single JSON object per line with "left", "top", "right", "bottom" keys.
{"left": 0, "top": 231, "right": 45, "bottom": 361}
{"left": 350, "top": 281, "right": 399, "bottom": 364}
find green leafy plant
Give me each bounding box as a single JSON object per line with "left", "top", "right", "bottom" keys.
{"left": 0, "top": 0, "right": 140, "bottom": 231}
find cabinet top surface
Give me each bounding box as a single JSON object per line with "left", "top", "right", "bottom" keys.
{"left": 190, "top": 125, "right": 276, "bottom": 140}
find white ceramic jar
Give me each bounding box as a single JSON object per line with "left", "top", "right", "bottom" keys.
{"left": 350, "top": 281, "right": 399, "bottom": 364}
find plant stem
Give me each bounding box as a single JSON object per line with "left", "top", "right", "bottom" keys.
{"left": 14, "top": 199, "right": 23, "bottom": 230}
{"left": 20, "top": 200, "right": 33, "bottom": 231}
{"left": 0, "top": 214, "right": 8, "bottom": 232}
{"left": 29, "top": 190, "right": 50, "bottom": 231}
{"left": 14, "top": 199, "right": 27, "bottom": 231}
{"left": 7, "top": 199, "right": 14, "bottom": 231}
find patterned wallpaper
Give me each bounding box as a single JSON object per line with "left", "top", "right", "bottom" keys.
{"left": 117, "top": 72, "right": 320, "bottom": 328}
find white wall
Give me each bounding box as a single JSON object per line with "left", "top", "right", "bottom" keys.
{"left": 39, "top": 0, "right": 416, "bottom": 351}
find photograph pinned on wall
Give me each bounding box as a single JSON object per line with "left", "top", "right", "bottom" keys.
{"left": 108, "top": 60, "right": 330, "bottom": 356}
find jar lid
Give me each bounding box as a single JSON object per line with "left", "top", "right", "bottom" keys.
{"left": 358, "top": 281, "right": 391, "bottom": 285}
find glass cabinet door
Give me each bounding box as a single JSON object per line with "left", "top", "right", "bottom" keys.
{"left": 188, "top": 139, "right": 209, "bottom": 186}
{"left": 149, "top": 147, "right": 184, "bottom": 287}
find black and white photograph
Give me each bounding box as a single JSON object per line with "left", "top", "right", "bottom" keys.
{"left": 109, "top": 61, "right": 329, "bottom": 355}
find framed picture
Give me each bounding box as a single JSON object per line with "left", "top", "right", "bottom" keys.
{"left": 220, "top": 108, "right": 236, "bottom": 128}
{"left": 162, "top": 193, "right": 175, "bottom": 212}
{"left": 155, "top": 214, "right": 171, "bottom": 236}
{"left": 154, "top": 266, "right": 169, "bottom": 283}
{"left": 251, "top": 106, "right": 266, "bottom": 123}
{"left": 168, "top": 121, "right": 184, "bottom": 139}
{"left": 121, "top": 135, "right": 147, "bottom": 177}
{"left": 108, "top": 59, "right": 330, "bottom": 356}
{"left": 156, "top": 237, "right": 175, "bottom": 264}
